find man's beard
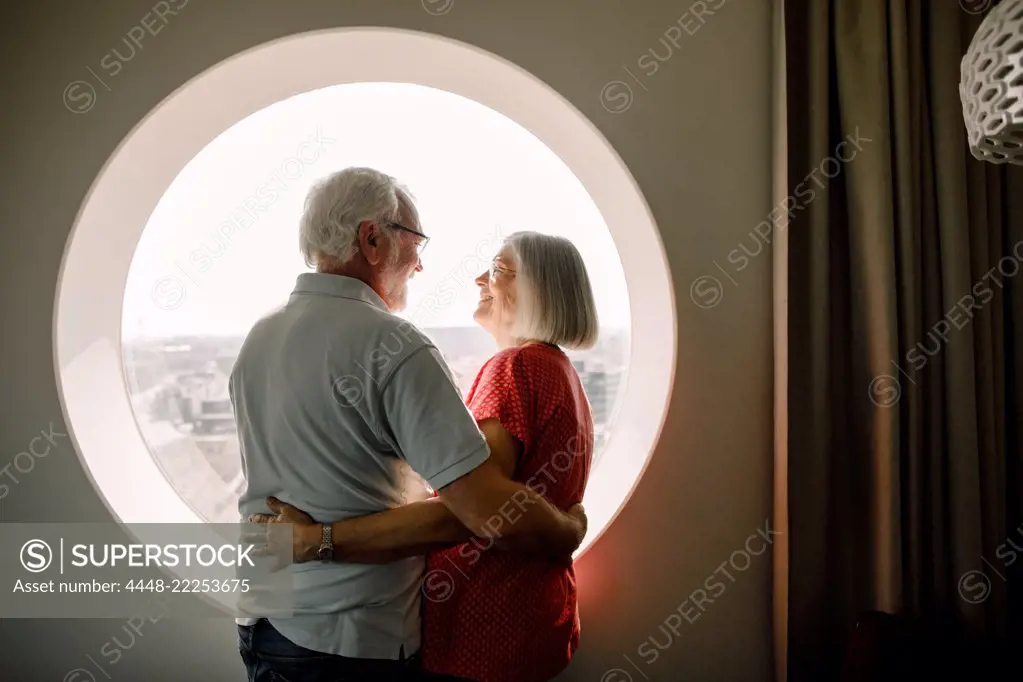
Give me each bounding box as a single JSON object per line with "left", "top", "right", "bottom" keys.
{"left": 384, "top": 265, "right": 410, "bottom": 312}
{"left": 390, "top": 283, "right": 408, "bottom": 312}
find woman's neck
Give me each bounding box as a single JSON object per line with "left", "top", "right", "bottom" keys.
{"left": 490, "top": 326, "right": 517, "bottom": 350}
{"left": 494, "top": 335, "right": 518, "bottom": 351}
{"left": 499, "top": 337, "right": 556, "bottom": 351}
{"left": 488, "top": 324, "right": 554, "bottom": 351}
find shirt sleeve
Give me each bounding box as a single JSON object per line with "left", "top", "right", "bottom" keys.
{"left": 379, "top": 345, "right": 490, "bottom": 491}
{"left": 469, "top": 349, "right": 534, "bottom": 451}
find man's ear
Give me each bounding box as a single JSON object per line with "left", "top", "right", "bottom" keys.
{"left": 359, "top": 220, "right": 383, "bottom": 266}
{"left": 357, "top": 221, "right": 372, "bottom": 244}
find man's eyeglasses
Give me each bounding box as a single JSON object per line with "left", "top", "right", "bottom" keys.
{"left": 384, "top": 222, "right": 429, "bottom": 256}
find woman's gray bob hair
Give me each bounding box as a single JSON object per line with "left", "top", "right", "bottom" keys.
{"left": 506, "top": 231, "right": 599, "bottom": 350}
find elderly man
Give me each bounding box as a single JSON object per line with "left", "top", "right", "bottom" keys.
{"left": 232, "top": 167, "right": 586, "bottom": 682}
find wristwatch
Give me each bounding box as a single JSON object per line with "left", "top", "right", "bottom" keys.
{"left": 316, "top": 524, "right": 333, "bottom": 561}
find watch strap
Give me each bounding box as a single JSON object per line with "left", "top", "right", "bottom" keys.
{"left": 317, "top": 524, "right": 333, "bottom": 561}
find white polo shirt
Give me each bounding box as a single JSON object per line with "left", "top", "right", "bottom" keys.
{"left": 231, "top": 273, "right": 490, "bottom": 658}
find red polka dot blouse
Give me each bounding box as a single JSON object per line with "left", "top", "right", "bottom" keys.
{"left": 422, "top": 343, "right": 595, "bottom": 682}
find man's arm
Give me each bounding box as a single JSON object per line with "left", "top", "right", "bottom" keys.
{"left": 293, "top": 498, "right": 471, "bottom": 563}
{"left": 435, "top": 418, "right": 583, "bottom": 556}
{"left": 295, "top": 420, "right": 582, "bottom": 563}
{"left": 436, "top": 460, "right": 583, "bottom": 557}
{"left": 378, "top": 344, "right": 584, "bottom": 559}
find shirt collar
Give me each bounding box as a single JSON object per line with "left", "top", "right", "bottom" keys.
{"left": 292, "top": 273, "right": 389, "bottom": 311}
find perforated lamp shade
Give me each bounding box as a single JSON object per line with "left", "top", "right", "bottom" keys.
{"left": 960, "top": 0, "right": 1023, "bottom": 165}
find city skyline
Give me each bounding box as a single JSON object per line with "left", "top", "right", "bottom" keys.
{"left": 126, "top": 324, "right": 629, "bottom": 524}
{"left": 125, "top": 324, "right": 630, "bottom": 397}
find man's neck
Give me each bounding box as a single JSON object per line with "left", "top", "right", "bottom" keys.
{"left": 316, "top": 259, "right": 390, "bottom": 309}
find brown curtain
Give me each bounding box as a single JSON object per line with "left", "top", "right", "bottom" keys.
{"left": 779, "top": 0, "right": 1023, "bottom": 680}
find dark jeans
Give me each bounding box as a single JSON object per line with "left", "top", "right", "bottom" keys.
{"left": 238, "top": 619, "right": 422, "bottom": 682}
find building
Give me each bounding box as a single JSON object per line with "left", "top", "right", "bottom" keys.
{"left": 572, "top": 359, "right": 625, "bottom": 430}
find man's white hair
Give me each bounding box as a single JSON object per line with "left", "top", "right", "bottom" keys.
{"left": 298, "top": 167, "right": 418, "bottom": 267}
{"left": 506, "top": 231, "right": 600, "bottom": 350}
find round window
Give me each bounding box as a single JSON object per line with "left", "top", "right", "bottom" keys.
{"left": 54, "top": 28, "right": 675, "bottom": 556}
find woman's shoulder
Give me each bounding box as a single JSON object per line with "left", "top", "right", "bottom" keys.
{"left": 488, "top": 343, "right": 565, "bottom": 369}
{"left": 479, "top": 346, "right": 574, "bottom": 392}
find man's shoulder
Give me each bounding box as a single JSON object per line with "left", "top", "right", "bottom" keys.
{"left": 349, "top": 309, "right": 431, "bottom": 353}
{"left": 251, "top": 299, "right": 431, "bottom": 348}
{"left": 350, "top": 313, "right": 444, "bottom": 382}
{"left": 233, "top": 308, "right": 285, "bottom": 363}
{"left": 375, "top": 311, "right": 433, "bottom": 344}
{"left": 242, "top": 304, "right": 291, "bottom": 340}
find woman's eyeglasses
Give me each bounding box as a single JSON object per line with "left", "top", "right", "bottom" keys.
{"left": 384, "top": 221, "right": 429, "bottom": 256}
{"left": 489, "top": 261, "right": 516, "bottom": 279}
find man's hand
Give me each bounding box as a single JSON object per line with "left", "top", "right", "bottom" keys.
{"left": 247, "top": 496, "right": 321, "bottom": 564}
{"left": 568, "top": 502, "right": 587, "bottom": 544}
{"left": 552, "top": 503, "right": 587, "bottom": 567}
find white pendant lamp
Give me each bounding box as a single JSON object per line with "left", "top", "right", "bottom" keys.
{"left": 960, "top": 0, "right": 1023, "bottom": 165}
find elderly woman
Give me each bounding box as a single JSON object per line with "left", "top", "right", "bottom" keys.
{"left": 257, "top": 231, "right": 598, "bottom": 682}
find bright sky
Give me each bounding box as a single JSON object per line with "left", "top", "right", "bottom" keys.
{"left": 123, "top": 82, "right": 630, "bottom": 340}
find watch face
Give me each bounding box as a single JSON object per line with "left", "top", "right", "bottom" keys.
{"left": 317, "top": 545, "right": 331, "bottom": 561}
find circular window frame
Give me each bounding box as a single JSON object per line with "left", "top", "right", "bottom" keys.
{"left": 53, "top": 27, "right": 676, "bottom": 558}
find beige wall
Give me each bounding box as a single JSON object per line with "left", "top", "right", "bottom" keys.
{"left": 0, "top": 0, "right": 775, "bottom": 679}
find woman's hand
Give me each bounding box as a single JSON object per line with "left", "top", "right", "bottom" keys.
{"left": 247, "top": 496, "right": 321, "bottom": 564}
